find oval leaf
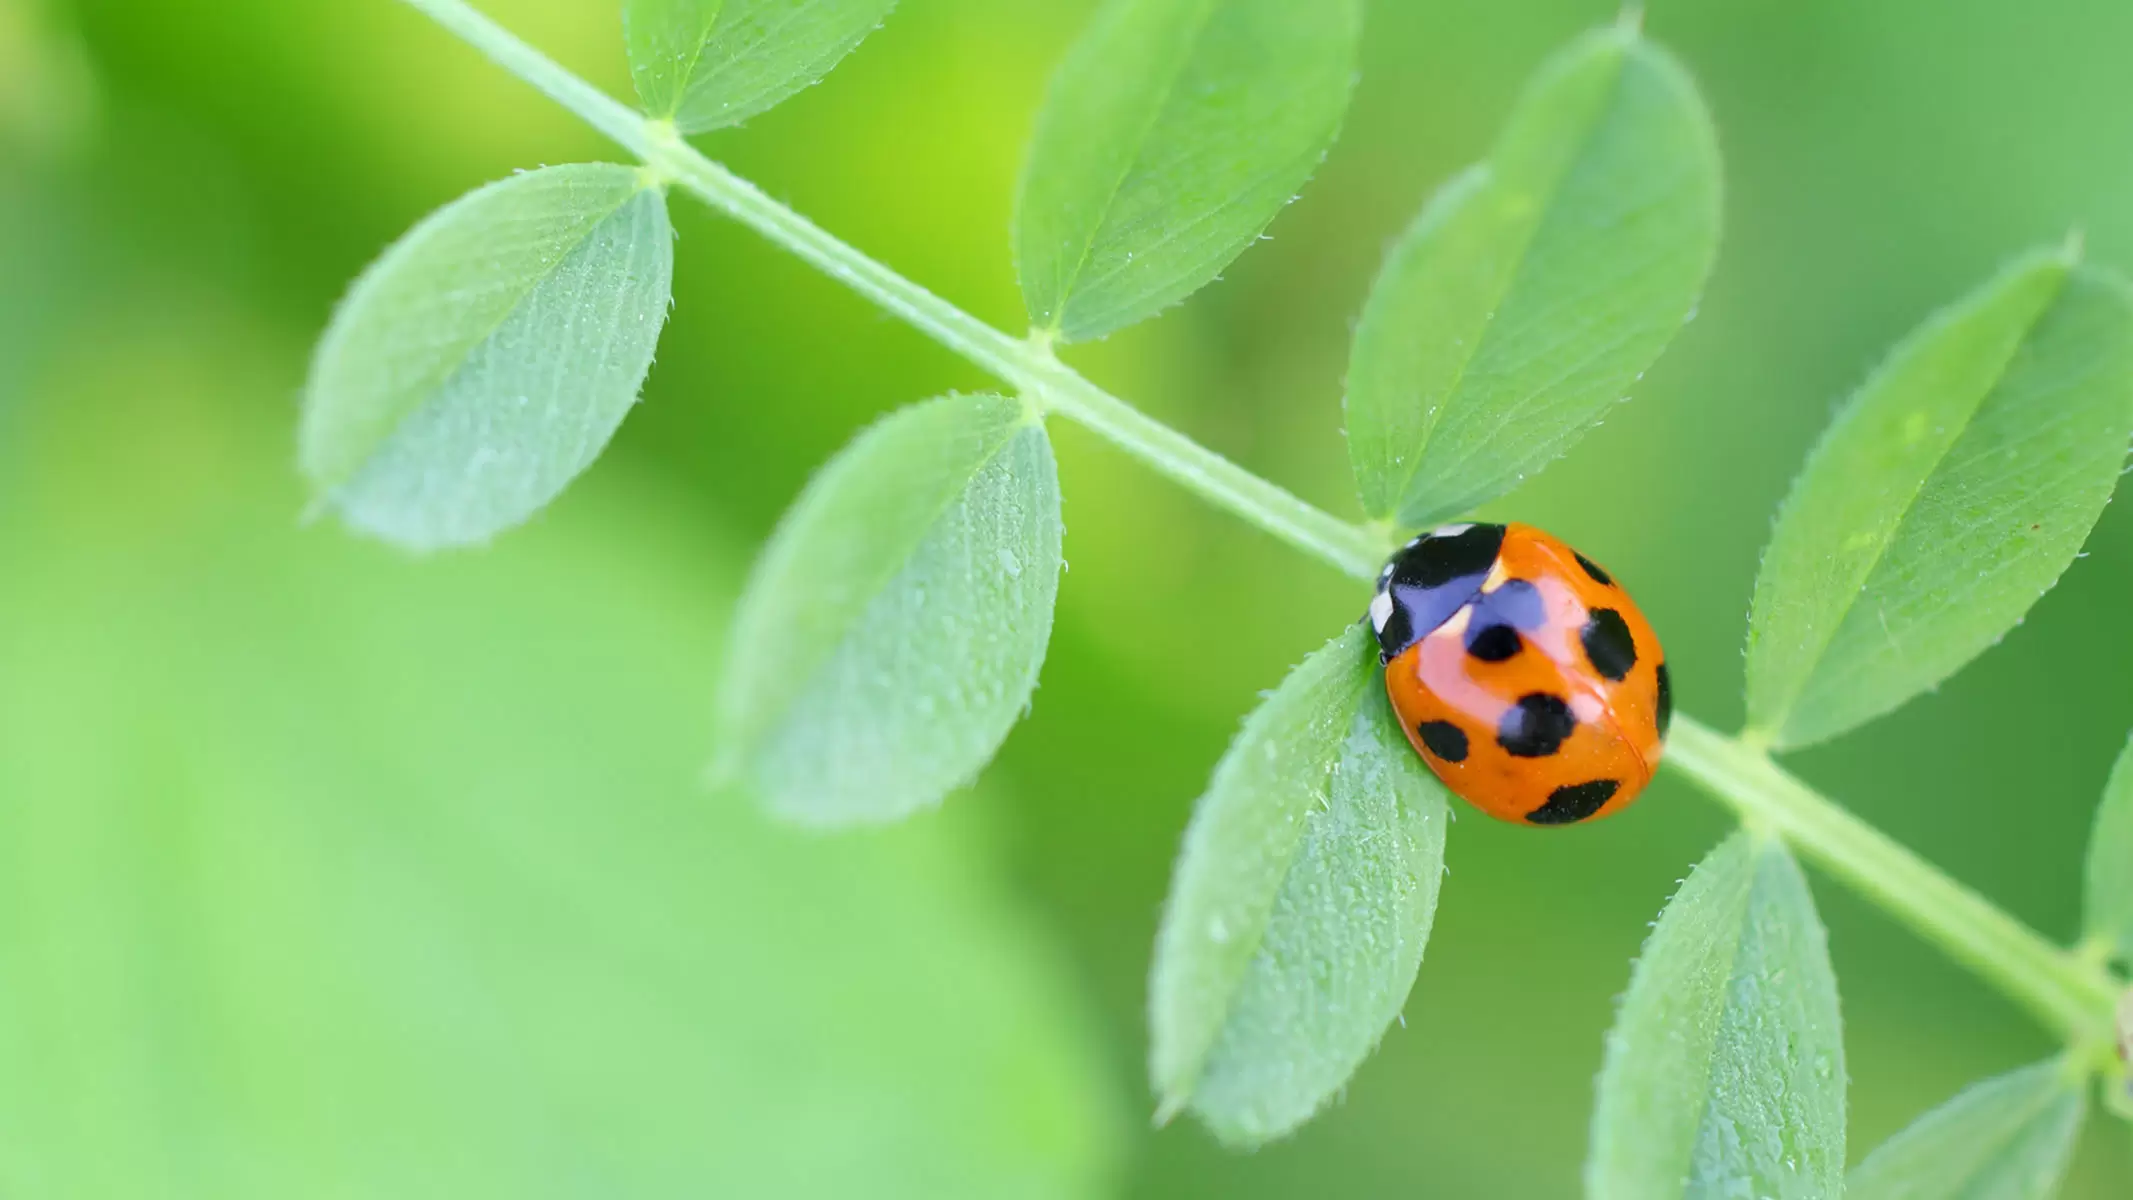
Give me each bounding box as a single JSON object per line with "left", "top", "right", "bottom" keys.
{"left": 623, "top": 0, "right": 899, "bottom": 133}
{"left": 301, "top": 163, "right": 674, "bottom": 551}
{"left": 2084, "top": 732, "right": 2133, "bottom": 962}
{"left": 1344, "top": 22, "right": 1720, "bottom": 528}
{"left": 1588, "top": 833, "right": 1846, "bottom": 1200}
{"left": 1015, "top": 0, "right": 1362, "bottom": 341}
{"left": 1149, "top": 624, "right": 1451, "bottom": 1146}
{"left": 1849, "top": 1059, "right": 2086, "bottom": 1200}
{"left": 1745, "top": 249, "right": 2133, "bottom": 748}
{"left": 717, "top": 393, "right": 1063, "bottom": 826}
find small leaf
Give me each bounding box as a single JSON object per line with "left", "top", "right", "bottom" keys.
{"left": 1745, "top": 249, "right": 2133, "bottom": 748}
{"left": 623, "top": 0, "right": 899, "bottom": 134}
{"left": 1848, "top": 1059, "right": 2086, "bottom": 1200}
{"left": 1015, "top": 0, "right": 1362, "bottom": 341}
{"left": 1149, "top": 624, "right": 1451, "bottom": 1146}
{"left": 1588, "top": 833, "right": 1846, "bottom": 1200}
{"left": 1344, "top": 22, "right": 1720, "bottom": 528}
{"left": 301, "top": 163, "right": 674, "bottom": 551}
{"left": 717, "top": 393, "right": 1062, "bottom": 826}
{"left": 2084, "top": 732, "right": 2133, "bottom": 962}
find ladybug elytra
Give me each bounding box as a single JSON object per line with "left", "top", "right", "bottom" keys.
{"left": 1368, "top": 523, "right": 1669, "bottom": 826}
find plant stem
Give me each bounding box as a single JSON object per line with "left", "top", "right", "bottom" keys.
{"left": 1667, "top": 717, "right": 2120, "bottom": 1040}
{"left": 399, "top": 0, "right": 1387, "bottom": 582}
{"left": 397, "top": 0, "right": 2125, "bottom": 1042}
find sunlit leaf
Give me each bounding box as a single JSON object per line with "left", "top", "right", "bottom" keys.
{"left": 1848, "top": 1059, "right": 2085, "bottom": 1200}
{"left": 1344, "top": 21, "right": 1720, "bottom": 528}
{"left": 1745, "top": 248, "right": 2133, "bottom": 748}
{"left": 717, "top": 393, "right": 1062, "bottom": 826}
{"left": 0, "top": 341, "right": 1121, "bottom": 1198}
{"left": 1149, "top": 624, "right": 1451, "bottom": 1146}
{"left": 301, "top": 163, "right": 673, "bottom": 551}
{"left": 623, "top": 0, "right": 899, "bottom": 133}
{"left": 1587, "top": 833, "right": 1845, "bottom": 1200}
{"left": 2084, "top": 732, "right": 2133, "bottom": 962}
{"left": 1015, "top": 0, "right": 1362, "bottom": 341}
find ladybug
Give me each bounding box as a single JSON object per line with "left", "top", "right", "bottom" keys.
{"left": 1367, "top": 523, "right": 1669, "bottom": 826}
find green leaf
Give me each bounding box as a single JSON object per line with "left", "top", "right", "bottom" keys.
{"left": 1587, "top": 833, "right": 1846, "bottom": 1200}
{"left": 1848, "top": 1059, "right": 2086, "bottom": 1200}
{"left": 1014, "top": 0, "right": 1362, "bottom": 341}
{"left": 2084, "top": 732, "right": 2133, "bottom": 962}
{"left": 1344, "top": 22, "right": 1720, "bottom": 528}
{"left": 717, "top": 393, "right": 1063, "bottom": 826}
{"left": 0, "top": 338, "right": 1122, "bottom": 1197}
{"left": 1745, "top": 248, "right": 2133, "bottom": 748}
{"left": 623, "top": 0, "right": 899, "bottom": 133}
{"left": 1149, "top": 624, "right": 1451, "bottom": 1146}
{"left": 301, "top": 163, "right": 674, "bottom": 551}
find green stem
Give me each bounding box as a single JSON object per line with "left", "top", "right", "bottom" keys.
{"left": 1667, "top": 717, "right": 2120, "bottom": 1040}
{"left": 399, "top": 0, "right": 1386, "bottom": 582}
{"left": 397, "top": 0, "right": 2124, "bottom": 1044}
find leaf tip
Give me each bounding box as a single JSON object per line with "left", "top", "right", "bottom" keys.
{"left": 1615, "top": 3, "right": 1646, "bottom": 37}
{"left": 2061, "top": 225, "right": 2088, "bottom": 267}
{"left": 1152, "top": 1093, "right": 1187, "bottom": 1129}
{"left": 702, "top": 741, "right": 745, "bottom": 794}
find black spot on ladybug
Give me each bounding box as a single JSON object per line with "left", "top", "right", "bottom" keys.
{"left": 1655, "top": 662, "right": 1673, "bottom": 738}
{"left": 1371, "top": 524, "right": 1507, "bottom": 660}
{"left": 1498, "top": 693, "right": 1576, "bottom": 757}
{"left": 1573, "top": 551, "right": 1614, "bottom": 587}
{"left": 1528, "top": 779, "right": 1620, "bottom": 825}
{"left": 1466, "top": 622, "right": 1523, "bottom": 662}
{"left": 1581, "top": 608, "right": 1637, "bottom": 682}
{"left": 1417, "top": 720, "right": 1469, "bottom": 763}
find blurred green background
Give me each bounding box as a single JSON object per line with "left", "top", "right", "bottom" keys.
{"left": 4, "top": 0, "right": 2132, "bottom": 1194}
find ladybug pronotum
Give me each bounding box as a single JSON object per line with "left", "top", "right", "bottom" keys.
{"left": 1368, "top": 523, "right": 1670, "bottom": 826}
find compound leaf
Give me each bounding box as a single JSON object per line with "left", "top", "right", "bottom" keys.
{"left": 1345, "top": 21, "right": 1720, "bottom": 528}
{"left": 1588, "top": 833, "right": 1846, "bottom": 1200}
{"left": 301, "top": 163, "right": 673, "bottom": 551}
{"left": 717, "top": 393, "right": 1062, "bottom": 826}
{"left": 1746, "top": 249, "right": 2133, "bottom": 748}
{"left": 1015, "top": 0, "right": 1362, "bottom": 341}
{"left": 1149, "top": 624, "right": 1451, "bottom": 1146}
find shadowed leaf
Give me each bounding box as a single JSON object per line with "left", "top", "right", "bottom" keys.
{"left": 717, "top": 393, "right": 1062, "bottom": 826}
{"left": 1848, "top": 1059, "right": 2085, "bottom": 1200}
{"left": 1588, "top": 833, "right": 1846, "bottom": 1200}
{"left": 301, "top": 163, "right": 673, "bottom": 551}
{"left": 624, "top": 0, "right": 899, "bottom": 133}
{"left": 2084, "top": 731, "right": 2133, "bottom": 962}
{"left": 1746, "top": 248, "right": 2133, "bottom": 748}
{"left": 1150, "top": 624, "right": 1450, "bottom": 1146}
{"left": 1015, "top": 0, "right": 1362, "bottom": 341}
{"left": 1345, "top": 22, "right": 1720, "bottom": 528}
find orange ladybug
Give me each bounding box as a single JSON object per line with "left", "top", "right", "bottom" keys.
{"left": 1367, "top": 523, "right": 1669, "bottom": 825}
